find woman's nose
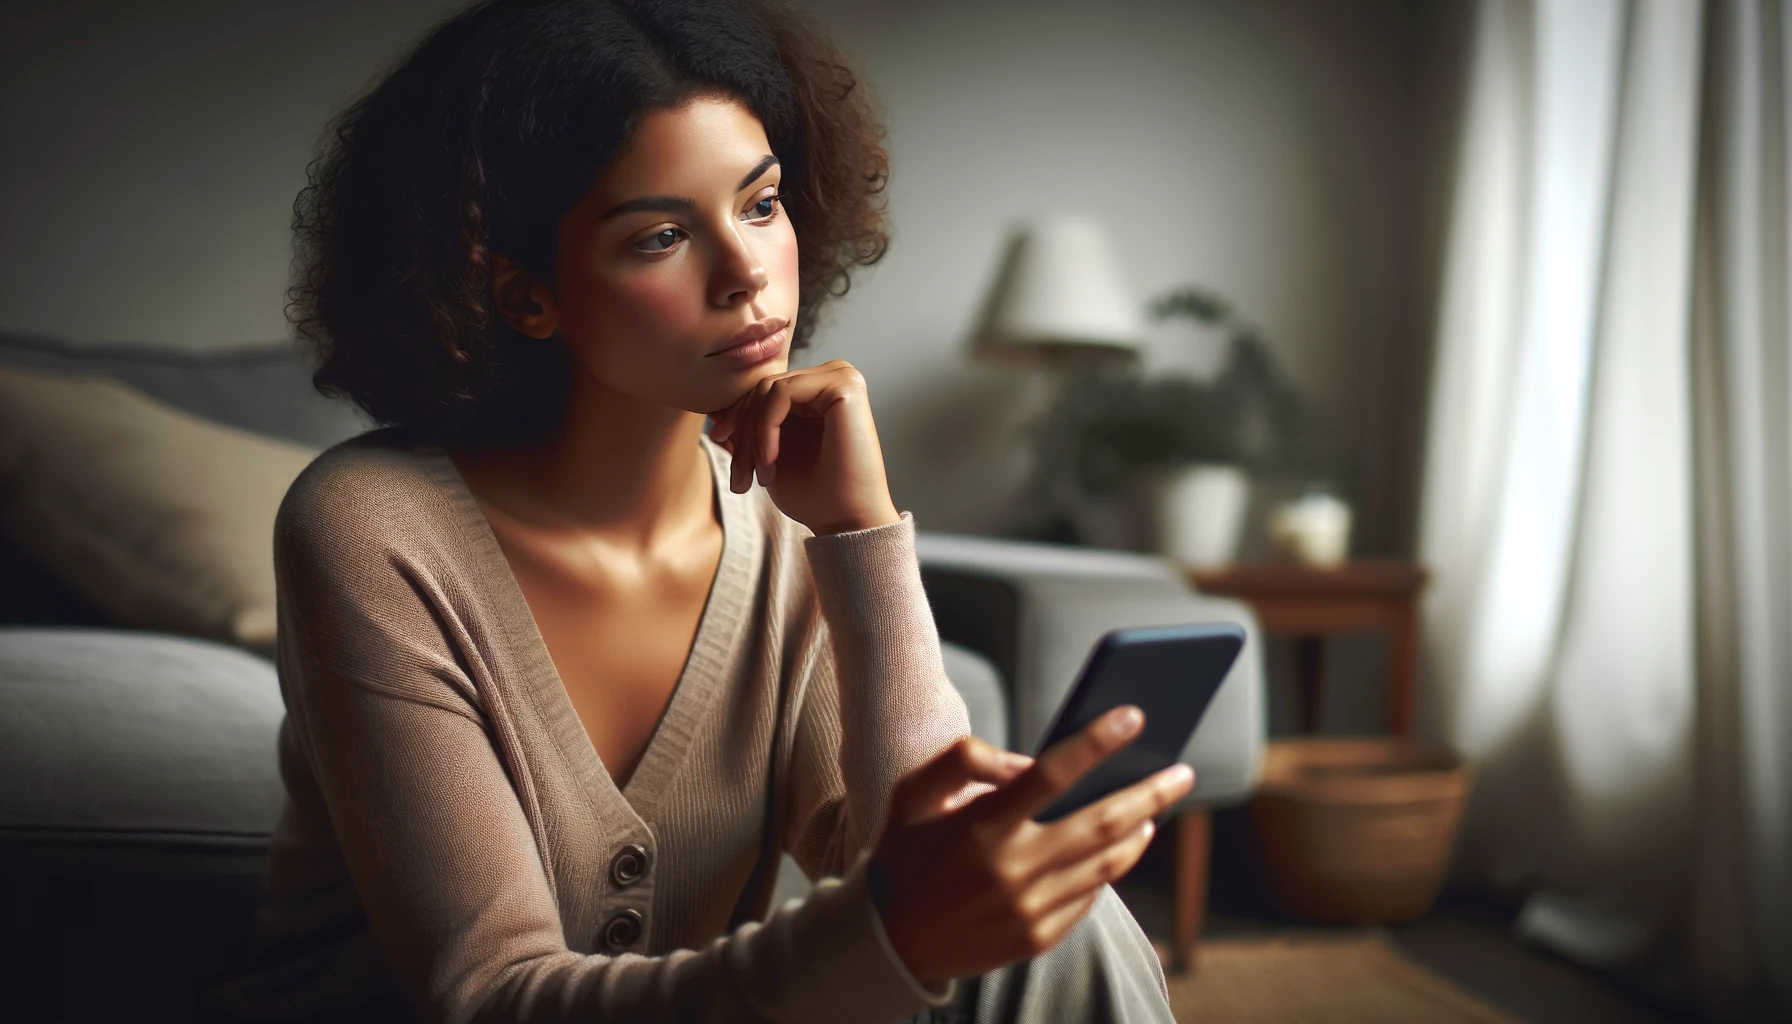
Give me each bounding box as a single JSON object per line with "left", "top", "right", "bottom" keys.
{"left": 711, "top": 233, "right": 769, "bottom": 307}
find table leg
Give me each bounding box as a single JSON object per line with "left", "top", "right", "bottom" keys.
{"left": 1294, "top": 635, "right": 1326, "bottom": 734}
{"left": 1391, "top": 603, "right": 1417, "bottom": 735}
{"left": 1170, "top": 808, "right": 1211, "bottom": 974}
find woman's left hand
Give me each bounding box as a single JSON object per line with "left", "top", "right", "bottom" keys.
{"left": 707, "top": 359, "right": 901, "bottom": 536}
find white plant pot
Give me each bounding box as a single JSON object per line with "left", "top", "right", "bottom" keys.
{"left": 1142, "top": 463, "right": 1250, "bottom": 570}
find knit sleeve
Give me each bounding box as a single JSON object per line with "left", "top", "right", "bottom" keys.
{"left": 782, "top": 511, "right": 975, "bottom": 1004}
{"left": 258, "top": 477, "right": 953, "bottom": 1024}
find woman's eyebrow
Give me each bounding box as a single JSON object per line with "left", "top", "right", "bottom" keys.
{"left": 735, "top": 154, "right": 778, "bottom": 190}
{"left": 598, "top": 155, "right": 780, "bottom": 221}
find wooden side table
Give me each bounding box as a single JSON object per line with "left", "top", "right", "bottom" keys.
{"left": 1187, "top": 560, "right": 1429, "bottom": 736}
{"left": 1165, "top": 559, "right": 1427, "bottom": 973}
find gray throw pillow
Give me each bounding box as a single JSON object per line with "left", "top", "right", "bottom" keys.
{"left": 0, "top": 627, "right": 285, "bottom": 843}
{"left": 0, "top": 331, "right": 366, "bottom": 448}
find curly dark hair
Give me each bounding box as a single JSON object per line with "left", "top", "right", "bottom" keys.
{"left": 289, "top": 0, "right": 890, "bottom": 443}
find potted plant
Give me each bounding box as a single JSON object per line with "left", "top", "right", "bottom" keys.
{"left": 1032, "top": 287, "right": 1310, "bottom": 567}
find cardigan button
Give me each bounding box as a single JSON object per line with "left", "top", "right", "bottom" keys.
{"left": 609, "top": 844, "right": 649, "bottom": 888}
{"left": 603, "top": 909, "right": 644, "bottom": 950}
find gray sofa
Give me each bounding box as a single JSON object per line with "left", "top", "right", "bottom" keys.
{"left": 0, "top": 333, "right": 1263, "bottom": 1020}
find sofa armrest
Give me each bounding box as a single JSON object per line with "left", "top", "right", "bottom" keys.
{"left": 940, "top": 642, "right": 1007, "bottom": 750}
{"left": 917, "top": 533, "right": 1265, "bottom": 807}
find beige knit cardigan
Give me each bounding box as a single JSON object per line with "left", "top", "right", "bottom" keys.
{"left": 209, "top": 432, "right": 972, "bottom": 1023}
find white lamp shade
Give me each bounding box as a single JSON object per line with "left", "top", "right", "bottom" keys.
{"left": 971, "top": 218, "right": 1145, "bottom": 365}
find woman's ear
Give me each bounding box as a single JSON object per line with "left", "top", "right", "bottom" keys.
{"left": 490, "top": 253, "right": 560, "bottom": 339}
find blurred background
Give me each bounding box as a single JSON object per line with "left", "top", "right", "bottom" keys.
{"left": 0, "top": 0, "right": 1456, "bottom": 547}
{"left": 2, "top": 1, "right": 1787, "bottom": 1022}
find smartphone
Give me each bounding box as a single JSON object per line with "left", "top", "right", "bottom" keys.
{"left": 1030, "top": 623, "right": 1245, "bottom": 823}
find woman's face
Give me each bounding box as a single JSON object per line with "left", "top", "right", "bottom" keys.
{"left": 537, "top": 95, "right": 799, "bottom": 415}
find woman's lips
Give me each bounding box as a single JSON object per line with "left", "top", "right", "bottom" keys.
{"left": 709, "top": 322, "right": 789, "bottom": 368}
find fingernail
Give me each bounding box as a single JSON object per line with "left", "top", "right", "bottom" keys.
{"left": 1141, "top": 819, "right": 1156, "bottom": 841}
{"left": 1105, "top": 706, "right": 1143, "bottom": 739}
{"left": 1003, "top": 752, "right": 1034, "bottom": 771}
{"left": 1166, "top": 764, "right": 1194, "bottom": 788}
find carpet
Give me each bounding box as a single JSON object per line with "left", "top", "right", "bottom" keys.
{"left": 1158, "top": 935, "right": 1524, "bottom": 1024}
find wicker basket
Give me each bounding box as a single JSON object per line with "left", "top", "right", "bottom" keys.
{"left": 1248, "top": 738, "right": 1472, "bottom": 923}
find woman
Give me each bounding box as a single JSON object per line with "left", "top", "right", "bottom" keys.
{"left": 211, "top": 1, "right": 1190, "bottom": 1020}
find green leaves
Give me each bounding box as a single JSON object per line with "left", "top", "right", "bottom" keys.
{"left": 1039, "top": 287, "right": 1311, "bottom": 496}
{"left": 1148, "top": 286, "right": 1232, "bottom": 325}
{"left": 1046, "top": 370, "right": 1239, "bottom": 494}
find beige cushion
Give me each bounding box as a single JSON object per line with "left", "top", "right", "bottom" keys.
{"left": 0, "top": 364, "right": 319, "bottom": 646}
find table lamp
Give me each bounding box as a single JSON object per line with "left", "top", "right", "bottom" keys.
{"left": 969, "top": 218, "right": 1145, "bottom": 367}
{"left": 968, "top": 218, "right": 1145, "bottom": 543}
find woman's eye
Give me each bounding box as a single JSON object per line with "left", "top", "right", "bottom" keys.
{"left": 745, "top": 193, "right": 782, "bottom": 222}
{"left": 634, "top": 227, "right": 684, "bottom": 253}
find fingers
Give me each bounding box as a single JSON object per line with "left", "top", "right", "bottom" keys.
{"left": 1030, "top": 762, "right": 1192, "bottom": 875}
{"left": 707, "top": 383, "right": 757, "bottom": 491}
{"left": 755, "top": 378, "right": 794, "bottom": 486}
{"left": 1010, "top": 812, "right": 1159, "bottom": 957}
{"left": 1040, "top": 773, "right": 1178, "bottom": 878}
{"left": 1029, "top": 821, "right": 1154, "bottom": 925}
{"left": 732, "top": 374, "right": 790, "bottom": 492}
{"left": 979, "top": 706, "right": 1145, "bottom": 825}
{"left": 712, "top": 363, "right": 864, "bottom": 493}
{"left": 708, "top": 407, "right": 736, "bottom": 446}
{"left": 890, "top": 736, "right": 1033, "bottom": 826}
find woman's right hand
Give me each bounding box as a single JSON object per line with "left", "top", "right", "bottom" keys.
{"left": 868, "top": 706, "right": 1194, "bottom": 987}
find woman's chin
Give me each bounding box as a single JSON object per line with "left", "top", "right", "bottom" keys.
{"left": 680, "top": 360, "right": 789, "bottom": 418}
{"left": 724, "top": 355, "right": 790, "bottom": 391}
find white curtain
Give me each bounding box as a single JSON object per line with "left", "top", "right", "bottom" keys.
{"left": 1419, "top": 0, "right": 1791, "bottom": 1017}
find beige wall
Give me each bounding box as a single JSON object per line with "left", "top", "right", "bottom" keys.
{"left": 804, "top": 0, "right": 1462, "bottom": 552}
{"left": 0, "top": 0, "right": 1461, "bottom": 553}
{"left": 0, "top": 1, "right": 450, "bottom": 346}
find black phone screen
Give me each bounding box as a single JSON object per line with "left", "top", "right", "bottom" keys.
{"left": 1031, "top": 623, "right": 1245, "bottom": 823}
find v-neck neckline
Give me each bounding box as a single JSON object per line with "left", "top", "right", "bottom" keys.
{"left": 415, "top": 434, "right": 752, "bottom": 825}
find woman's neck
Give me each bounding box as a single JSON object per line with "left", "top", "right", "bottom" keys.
{"left": 449, "top": 371, "right": 716, "bottom": 549}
